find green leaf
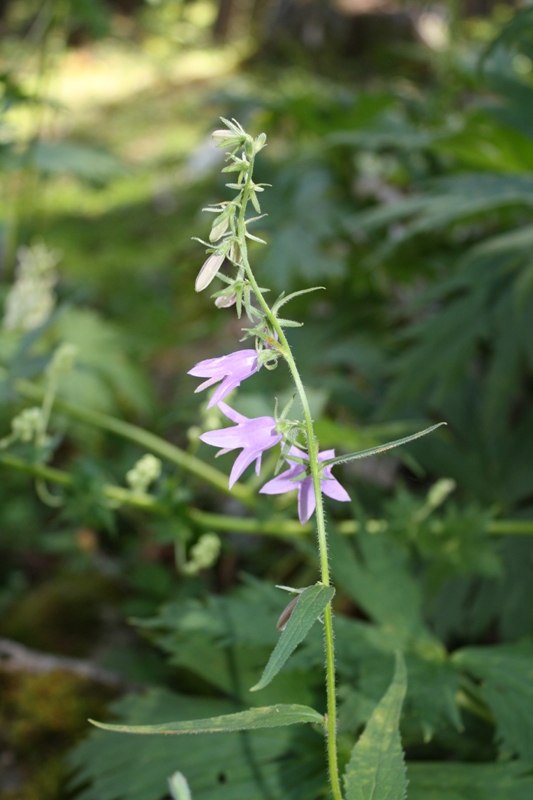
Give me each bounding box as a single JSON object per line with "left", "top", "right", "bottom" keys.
{"left": 452, "top": 641, "right": 533, "bottom": 761}
{"left": 271, "top": 286, "right": 325, "bottom": 315}
{"left": 344, "top": 651, "right": 408, "bottom": 800}
{"left": 321, "top": 423, "right": 446, "bottom": 468}
{"left": 89, "top": 703, "right": 323, "bottom": 735}
{"left": 250, "top": 584, "right": 335, "bottom": 692}
{"left": 407, "top": 760, "right": 533, "bottom": 800}
{"left": 69, "top": 689, "right": 327, "bottom": 800}
{"left": 27, "top": 140, "right": 124, "bottom": 182}
{"left": 328, "top": 529, "right": 430, "bottom": 641}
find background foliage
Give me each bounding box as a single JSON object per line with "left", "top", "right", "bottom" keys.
{"left": 1, "top": 1, "right": 533, "bottom": 799}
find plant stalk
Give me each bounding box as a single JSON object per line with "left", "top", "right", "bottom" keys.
{"left": 238, "top": 151, "right": 343, "bottom": 800}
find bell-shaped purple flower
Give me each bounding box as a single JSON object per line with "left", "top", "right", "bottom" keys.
{"left": 199, "top": 402, "right": 282, "bottom": 488}
{"left": 189, "top": 349, "right": 258, "bottom": 408}
{"left": 260, "top": 447, "right": 350, "bottom": 524}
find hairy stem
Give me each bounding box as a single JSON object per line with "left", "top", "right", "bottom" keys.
{"left": 238, "top": 152, "right": 343, "bottom": 800}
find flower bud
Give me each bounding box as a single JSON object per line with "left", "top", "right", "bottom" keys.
{"left": 254, "top": 132, "right": 267, "bottom": 152}
{"left": 212, "top": 129, "right": 236, "bottom": 142}
{"left": 209, "top": 212, "right": 230, "bottom": 243}
{"left": 215, "top": 292, "right": 236, "bottom": 308}
{"left": 195, "top": 253, "right": 225, "bottom": 292}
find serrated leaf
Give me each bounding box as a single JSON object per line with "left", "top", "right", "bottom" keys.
{"left": 250, "top": 584, "right": 335, "bottom": 692}
{"left": 90, "top": 703, "right": 323, "bottom": 735}
{"left": 344, "top": 652, "right": 408, "bottom": 800}
{"left": 328, "top": 529, "right": 429, "bottom": 641}
{"left": 452, "top": 641, "right": 533, "bottom": 761}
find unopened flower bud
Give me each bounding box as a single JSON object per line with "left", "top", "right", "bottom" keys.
{"left": 244, "top": 138, "right": 255, "bottom": 159}
{"left": 229, "top": 241, "right": 241, "bottom": 265}
{"left": 254, "top": 132, "right": 267, "bottom": 152}
{"left": 209, "top": 213, "right": 230, "bottom": 243}
{"left": 195, "top": 253, "right": 225, "bottom": 292}
{"left": 215, "top": 293, "right": 237, "bottom": 308}
{"left": 212, "top": 129, "right": 235, "bottom": 142}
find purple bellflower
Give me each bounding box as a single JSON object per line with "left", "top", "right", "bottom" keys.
{"left": 189, "top": 349, "right": 258, "bottom": 408}
{"left": 199, "top": 401, "right": 282, "bottom": 488}
{"left": 260, "top": 446, "right": 350, "bottom": 524}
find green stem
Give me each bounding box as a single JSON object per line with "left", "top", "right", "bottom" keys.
{"left": 238, "top": 152, "right": 343, "bottom": 800}
{"left": 3, "top": 451, "right": 531, "bottom": 541}
{"left": 12, "top": 376, "right": 255, "bottom": 508}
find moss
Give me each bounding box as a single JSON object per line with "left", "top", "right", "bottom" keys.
{"left": 0, "top": 670, "right": 116, "bottom": 800}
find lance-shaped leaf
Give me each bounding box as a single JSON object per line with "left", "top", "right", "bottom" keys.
{"left": 344, "top": 651, "right": 408, "bottom": 800}
{"left": 322, "top": 423, "right": 446, "bottom": 468}
{"left": 89, "top": 703, "right": 323, "bottom": 735}
{"left": 250, "top": 584, "right": 335, "bottom": 692}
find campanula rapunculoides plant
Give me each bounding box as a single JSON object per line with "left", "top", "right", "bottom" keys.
{"left": 91, "top": 119, "right": 444, "bottom": 800}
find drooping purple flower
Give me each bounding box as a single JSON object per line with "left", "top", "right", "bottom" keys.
{"left": 188, "top": 349, "right": 258, "bottom": 408}
{"left": 199, "top": 402, "right": 282, "bottom": 488}
{"left": 260, "top": 447, "right": 350, "bottom": 524}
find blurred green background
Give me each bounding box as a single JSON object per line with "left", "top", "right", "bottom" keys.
{"left": 1, "top": 1, "right": 533, "bottom": 799}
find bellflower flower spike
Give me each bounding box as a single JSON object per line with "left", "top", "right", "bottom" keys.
{"left": 199, "top": 401, "right": 282, "bottom": 488}
{"left": 188, "top": 349, "right": 259, "bottom": 408}
{"left": 260, "top": 447, "right": 350, "bottom": 525}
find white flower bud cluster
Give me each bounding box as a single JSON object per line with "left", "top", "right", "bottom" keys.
{"left": 10, "top": 407, "right": 43, "bottom": 443}
{"left": 3, "top": 243, "right": 60, "bottom": 332}
{"left": 126, "top": 453, "right": 162, "bottom": 494}
{"left": 182, "top": 533, "right": 221, "bottom": 576}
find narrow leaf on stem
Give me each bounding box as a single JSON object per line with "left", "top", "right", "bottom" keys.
{"left": 250, "top": 583, "right": 335, "bottom": 692}
{"left": 89, "top": 704, "right": 324, "bottom": 735}
{"left": 322, "top": 422, "right": 447, "bottom": 468}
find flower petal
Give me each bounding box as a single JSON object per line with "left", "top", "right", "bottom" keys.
{"left": 321, "top": 475, "right": 350, "bottom": 503}
{"left": 260, "top": 466, "right": 304, "bottom": 496}
{"left": 218, "top": 401, "right": 249, "bottom": 425}
{"left": 229, "top": 447, "right": 262, "bottom": 487}
{"left": 298, "top": 477, "right": 316, "bottom": 524}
